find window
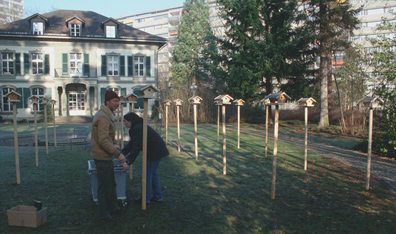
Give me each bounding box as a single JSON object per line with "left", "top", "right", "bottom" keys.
{"left": 33, "top": 22, "right": 43, "bottom": 35}
{"left": 106, "top": 25, "right": 116, "bottom": 38}
{"left": 108, "top": 87, "right": 120, "bottom": 95}
{"left": 1, "top": 52, "right": 14, "bottom": 74}
{"left": 31, "top": 87, "right": 44, "bottom": 111}
{"left": 1, "top": 87, "right": 15, "bottom": 112}
{"left": 32, "top": 53, "right": 44, "bottom": 75}
{"left": 107, "top": 55, "right": 119, "bottom": 76}
{"left": 70, "top": 23, "right": 81, "bottom": 36}
{"left": 70, "top": 53, "right": 82, "bottom": 76}
{"left": 134, "top": 56, "right": 144, "bottom": 77}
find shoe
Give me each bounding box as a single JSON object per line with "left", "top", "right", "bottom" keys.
{"left": 100, "top": 216, "right": 118, "bottom": 223}
{"left": 111, "top": 206, "right": 126, "bottom": 215}
{"left": 151, "top": 197, "right": 163, "bottom": 203}
{"left": 134, "top": 197, "right": 150, "bottom": 204}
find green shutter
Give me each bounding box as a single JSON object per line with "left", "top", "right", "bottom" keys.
{"left": 121, "top": 88, "right": 127, "bottom": 107}
{"left": 120, "top": 56, "right": 125, "bottom": 76}
{"left": 45, "top": 87, "right": 52, "bottom": 100}
{"left": 44, "top": 54, "right": 50, "bottom": 74}
{"left": 23, "top": 53, "right": 30, "bottom": 75}
{"left": 101, "top": 88, "right": 106, "bottom": 105}
{"left": 145, "top": 56, "right": 151, "bottom": 77}
{"left": 83, "top": 54, "right": 90, "bottom": 77}
{"left": 23, "top": 87, "right": 30, "bottom": 108}
{"left": 15, "top": 53, "right": 21, "bottom": 75}
{"left": 127, "top": 56, "right": 133, "bottom": 77}
{"left": 62, "top": 53, "right": 68, "bottom": 75}
{"left": 101, "top": 55, "right": 107, "bottom": 76}
{"left": 16, "top": 88, "right": 23, "bottom": 108}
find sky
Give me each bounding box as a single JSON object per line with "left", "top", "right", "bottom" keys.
{"left": 24, "top": 0, "right": 187, "bottom": 18}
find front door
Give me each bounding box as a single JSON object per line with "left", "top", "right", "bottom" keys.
{"left": 69, "top": 92, "right": 85, "bottom": 115}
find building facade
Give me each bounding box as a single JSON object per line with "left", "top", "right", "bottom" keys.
{"left": 0, "top": 0, "right": 24, "bottom": 25}
{"left": 0, "top": 10, "right": 166, "bottom": 120}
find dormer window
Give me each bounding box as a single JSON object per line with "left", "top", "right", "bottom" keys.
{"left": 106, "top": 25, "right": 116, "bottom": 38}
{"left": 70, "top": 23, "right": 81, "bottom": 36}
{"left": 33, "top": 22, "right": 44, "bottom": 35}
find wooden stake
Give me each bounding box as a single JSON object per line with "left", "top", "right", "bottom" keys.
{"left": 194, "top": 104, "right": 198, "bottom": 159}
{"left": 128, "top": 102, "right": 134, "bottom": 180}
{"left": 217, "top": 105, "right": 220, "bottom": 143}
{"left": 53, "top": 103, "right": 57, "bottom": 147}
{"left": 121, "top": 104, "right": 124, "bottom": 148}
{"left": 271, "top": 105, "right": 279, "bottom": 199}
{"left": 44, "top": 104, "right": 48, "bottom": 154}
{"left": 304, "top": 107, "right": 308, "bottom": 171}
{"left": 117, "top": 108, "right": 120, "bottom": 146}
{"left": 366, "top": 108, "right": 373, "bottom": 190}
{"left": 237, "top": 105, "right": 241, "bottom": 149}
{"left": 222, "top": 104, "right": 227, "bottom": 175}
{"left": 13, "top": 103, "right": 20, "bottom": 184}
{"left": 265, "top": 105, "right": 269, "bottom": 158}
{"left": 177, "top": 105, "right": 181, "bottom": 152}
{"left": 142, "top": 99, "right": 148, "bottom": 210}
{"left": 165, "top": 105, "right": 168, "bottom": 144}
{"left": 34, "top": 104, "right": 38, "bottom": 166}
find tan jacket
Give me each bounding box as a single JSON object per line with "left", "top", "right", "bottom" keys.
{"left": 91, "top": 104, "right": 121, "bottom": 160}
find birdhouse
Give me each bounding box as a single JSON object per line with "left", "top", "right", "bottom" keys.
{"left": 214, "top": 94, "right": 233, "bottom": 105}
{"left": 358, "top": 96, "right": 383, "bottom": 108}
{"left": 125, "top": 93, "right": 138, "bottom": 102}
{"left": 119, "top": 96, "right": 126, "bottom": 102}
{"left": 188, "top": 96, "right": 203, "bottom": 105}
{"left": 262, "top": 92, "right": 291, "bottom": 105}
{"left": 297, "top": 97, "right": 316, "bottom": 107}
{"left": 6, "top": 91, "right": 21, "bottom": 103}
{"left": 40, "top": 97, "right": 50, "bottom": 104}
{"left": 163, "top": 99, "right": 172, "bottom": 106}
{"left": 29, "top": 95, "right": 40, "bottom": 104}
{"left": 50, "top": 99, "right": 57, "bottom": 105}
{"left": 137, "top": 85, "right": 159, "bottom": 99}
{"left": 233, "top": 99, "right": 245, "bottom": 106}
{"left": 173, "top": 99, "right": 183, "bottom": 106}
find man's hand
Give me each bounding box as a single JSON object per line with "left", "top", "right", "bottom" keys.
{"left": 118, "top": 154, "right": 126, "bottom": 163}
{"left": 122, "top": 162, "right": 129, "bottom": 171}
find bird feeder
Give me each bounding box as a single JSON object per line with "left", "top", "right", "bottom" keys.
{"left": 358, "top": 96, "right": 383, "bottom": 109}
{"left": 29, "top": 95, "right": 40, "bottom": 104}
{"left": 233, "top": 99, "right": 245, "bottom": 106}
{"left": 40, "top": 97, "right": 50, "bottom": 104}
{"left": 163, "top": 99, "right": 172, "bottom": 106}
{"left": 188, "top": 96, "right": 203, "bottom": 105}
{"left": 137, "top": 85, "right": 159, "bottom": 99}
{"left": 173, "top": 99, "right": 183, "bottom": 106}
{"left": 214, "top": 94, "right": 234, "bottom": 105}
{"left": 262, "top": 92, "right": 291, "bottom": 105}
{"left": 6, "top": 91, "right": 21, "bottom": 103}
{"left": 297, "top": 97, "right": 316, "bottom": 107}
{"left": 119, "top": 96, "right": 126, "bottom": 102}
{"left": 126, "top": 93, "right": 138, "bottom": 102}
{"left": 233, "top": 99, "right": 245, "bottom": 149}
{"left": 297, "top": 97, "right": 316, "bottom": 171}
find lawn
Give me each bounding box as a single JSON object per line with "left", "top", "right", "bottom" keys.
{"left": 0, "top": 124, "right": 395, "bottom": 233}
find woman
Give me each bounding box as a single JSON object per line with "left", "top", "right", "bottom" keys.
{"left": 121, "top": 112, "right": 169, "bottom": 203}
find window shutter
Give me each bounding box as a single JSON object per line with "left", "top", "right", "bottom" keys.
{"left": 120, "top": 56, "right": 125, "bottom": 76}
{"left": 145, "top": 56, "right": 151, "bottom": 77}
{"left": 23, "top": 87, "right": 30, "bottom": 108}
{"left": 44, "top": 54, "right": 50, "bottom": 74}
{"left": 127, "top": 56, "right": 133, "bottom": 77}
{"left": 45, "top": 87, "right": 52, "bottom": 99}
{"left": 121, "top": 87, "right": 127, "bottom": 107}
{"left": 15, "top": 53, "right": 21, "bottom": 75}
{"left": 23, "top": 53, "right": 30, "bottom": 75}
{"left": 100, "top": 88, "right": 106, "bottom": 104}
{"left": 16, "top": 88, "right": 23, "bottom": 108}
{"left": 62, "top": 53, "right": 68, "bottom": 75}
{"left": 83, "top": 54, "right": 90, "bottom": 77}
{"left": 101, "top": 55, "right": 107, "bottom": 76}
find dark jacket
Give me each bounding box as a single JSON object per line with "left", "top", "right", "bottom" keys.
{"left": 122, "top": 122, "right": 169, "bottom": 165}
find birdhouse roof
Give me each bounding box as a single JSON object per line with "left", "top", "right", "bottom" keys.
{"left": 263, "top": 92, "right": 291, "bottom": 101}
{"left": 188, "top": 96, "right": 203, "bottom": 103}
{"left": 138, "top": 85, "right": 159, "bottom": 93}
{"left": 6, "top": 91, "right": 21, "bottom": 98}
{"left": 173, "top": 99, "right": 183, "bottom": 105}
{"left": 29, "top": 95, "right": 40, "bottom": 102}
{"left": 233, "top": 99, "right": 245, "bottom": 105}
{"left": 163, "top": 99, "right": 172, "bottom": 105}
{"left": 297, "top": 97, "right": 316, "bottom": 103}
{"left": 358, "top": 96, "right": 383, "bottom": 104}
{"left": 214, "top": 94, "right": 234, "bottom": 101}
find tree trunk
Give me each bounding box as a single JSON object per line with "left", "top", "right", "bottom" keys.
{"left": 319, "top": 48, "right": 329, "bottom": 128}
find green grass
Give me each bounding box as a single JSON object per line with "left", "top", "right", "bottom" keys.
{"left": 1, "top": 124, "right": 396, "bottom": 233}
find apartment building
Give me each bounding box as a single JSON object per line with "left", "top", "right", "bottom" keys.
{"left": 0, "top": 0, "right": 24, "bottom": 25}
{"left": 0, "top": 10, "right": 166, "bottom": 120}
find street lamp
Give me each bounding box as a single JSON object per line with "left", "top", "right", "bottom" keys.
{"left": 190, "top": 83, "right": 197, "bottom": 96}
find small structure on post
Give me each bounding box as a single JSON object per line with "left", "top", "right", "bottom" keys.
{"left": 163, "top": 100, "right": 172, "bottom": 144}
{"left": 358, "top": 96, "right": 383, "bottom": 190}
{"left": 233, "top": 99, "right": 245, "bottom": 149}
{"left": 173, "top": 98, "right": 183, "bottom": 153}
{"left": 40, "top": 97, "right": 50, "bottom": 154}
{"left": 261, "top": 98, "right": 270, "bottom": 157}
{"left": 137, "top": 85, "right": 159, "bottom": 210}
{"left": 214, "top": 94, "right": 234, "bottom": 175}
{"left": 6, "top": 91, "right": 21, "bottom": 184}
{"left": 263, "top": 92, "right": 291, "bottom": 200}
{"left": 29, "top": 96, "right": 40, "bottom": 167}
{"left": 50, "top": 100, "right": 57, "bottom": 147}
{"left": 188, "top": 96, "right": 203, "bottom": 160}
{"left": 297, "top": 97, "right": 316, "bottom": 171}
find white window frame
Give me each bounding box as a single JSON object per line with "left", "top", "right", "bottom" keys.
{"left": 107, "top": 55, "right": 119, "bottom": 76}
{"left": 134, "top": 56, "right": 144, "bottom": 77}
{"left": 106, "top": 25, "right": 116, "bottom": 38}
{"left": 31, "top": 87, "right": 45, "bottom": 111}
{"left": 1, "top": 87, "right": 15, "bottom": 112}
{"left": 1, "top": 52, "right": 14, "bottom": 75}
{"left": 32, "top": 53, "right": 44, "bottom": 75}
{"left": 70, "top": 53, "right": 83, "bottom": 76}
{"left": 33, "top": 22, "right": 44, "bottom": 35}
{"left": 70, "top": 23, "right": 81, "bottom": 36}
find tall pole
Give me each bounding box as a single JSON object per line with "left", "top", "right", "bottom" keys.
{"left": 194, "top": 104, "right": 198, "bottom": 159}
{"left": 142, "top": 99, "right": 149, "bottom": 210}
{"left": 34, "top": 103, "right": 38, "bottom": 166}
{"left": 217, "top": 105, "right": 220, "bottom": 142}
{"left": 237, "top": 105, "right": 241, "bottom": 149}
{"left": 117, "top": 108, "right": 120, "bottom": 145}
{"left": 44, "top": 104, "right": 48, "bottom": 154}
{"left": 121, "top": 103, "right": 124, "bottom": 148}
{"left": 165, "top": 105, "right": 169, "bottom": 144}
{"left": 177, "top": 105, "right": 181, "bottom": 152}
{"left": 53, "top": 103, "right": 57, "bottom": 147}
{"left": 271, "top": 105, "right": 279, "bottom": 199}
{"left": 13, "top": 102, "right": 20, "bottom": 184}
{"left": 366, "top": 108, "right": 373, "bottom": 190}
{"left": 304, "top": 106, "right": 308, "bottom": 171}
{"left": 222, "top": 104, "right": 227, "bottom": 175}
{"left": 265, "top": 105, "right": 269, "bottom": 157}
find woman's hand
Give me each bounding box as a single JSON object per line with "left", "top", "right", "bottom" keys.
{"left": 122, "top": 162, "right": 129, "bottom": 171}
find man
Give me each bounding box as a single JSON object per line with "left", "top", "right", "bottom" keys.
{"left": 91, "top": 90, "right": 126, "bottom": 222}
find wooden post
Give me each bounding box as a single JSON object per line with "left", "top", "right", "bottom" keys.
{"left": 121, "top": 103, "right": 124, "bottom": 148}
{"left": 12, "top": 102, "right": 20, "bottom": 184}
{"left": 142, "top": 99, "right": 149, "bottom": 210}
{"left": 366, "top": 108, "right": 373, "bottom": 190}
{"left": 44, "top": 104, "right": 48, "bottom": 154}
{"left": 177, "top": 105, "right": 181, "bottom": 152}
{"left": 194, "top": 104, "right": 198, "bottom": 159}
{"left": 165, "top": 105, "right": 169, "bottom": 144}
{"left": 34, "top": 103, "right": 38, "bottom": 166}
{"left": 129, "top": 103, "right": 133, "bottom": 112}
{"left": 265, "top": 105, "right": 269, "bottom": 157}
{"left": 217, "top": 105, "right": 220, "bottom": 143}
{"left": 237, "top": 105, "right": 241, "bottom": 149}
{"left": 117, "top": 108, "right": 120, "bottom": 146}
{"left": 304, "top": 106, "right": 308, "bottom": 171}
{"left": 222, "top": 104, "right": 227, "bottom": 175}
{"left": 52, "top": 102, "right": 57, "bottom": 147}
{"left": 271, "top": 105, "right": 279, "bottom": 199}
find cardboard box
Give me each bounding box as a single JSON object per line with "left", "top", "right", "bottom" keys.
{"left": 7, "top": 205, "right": 47, "bottom": 228}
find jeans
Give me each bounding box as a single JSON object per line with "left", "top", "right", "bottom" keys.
{"left": 95, "top": 160, "right": 118, "bottom": 219}
{"left": 146, "top": 160, "right": 163, "bottom": 202}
